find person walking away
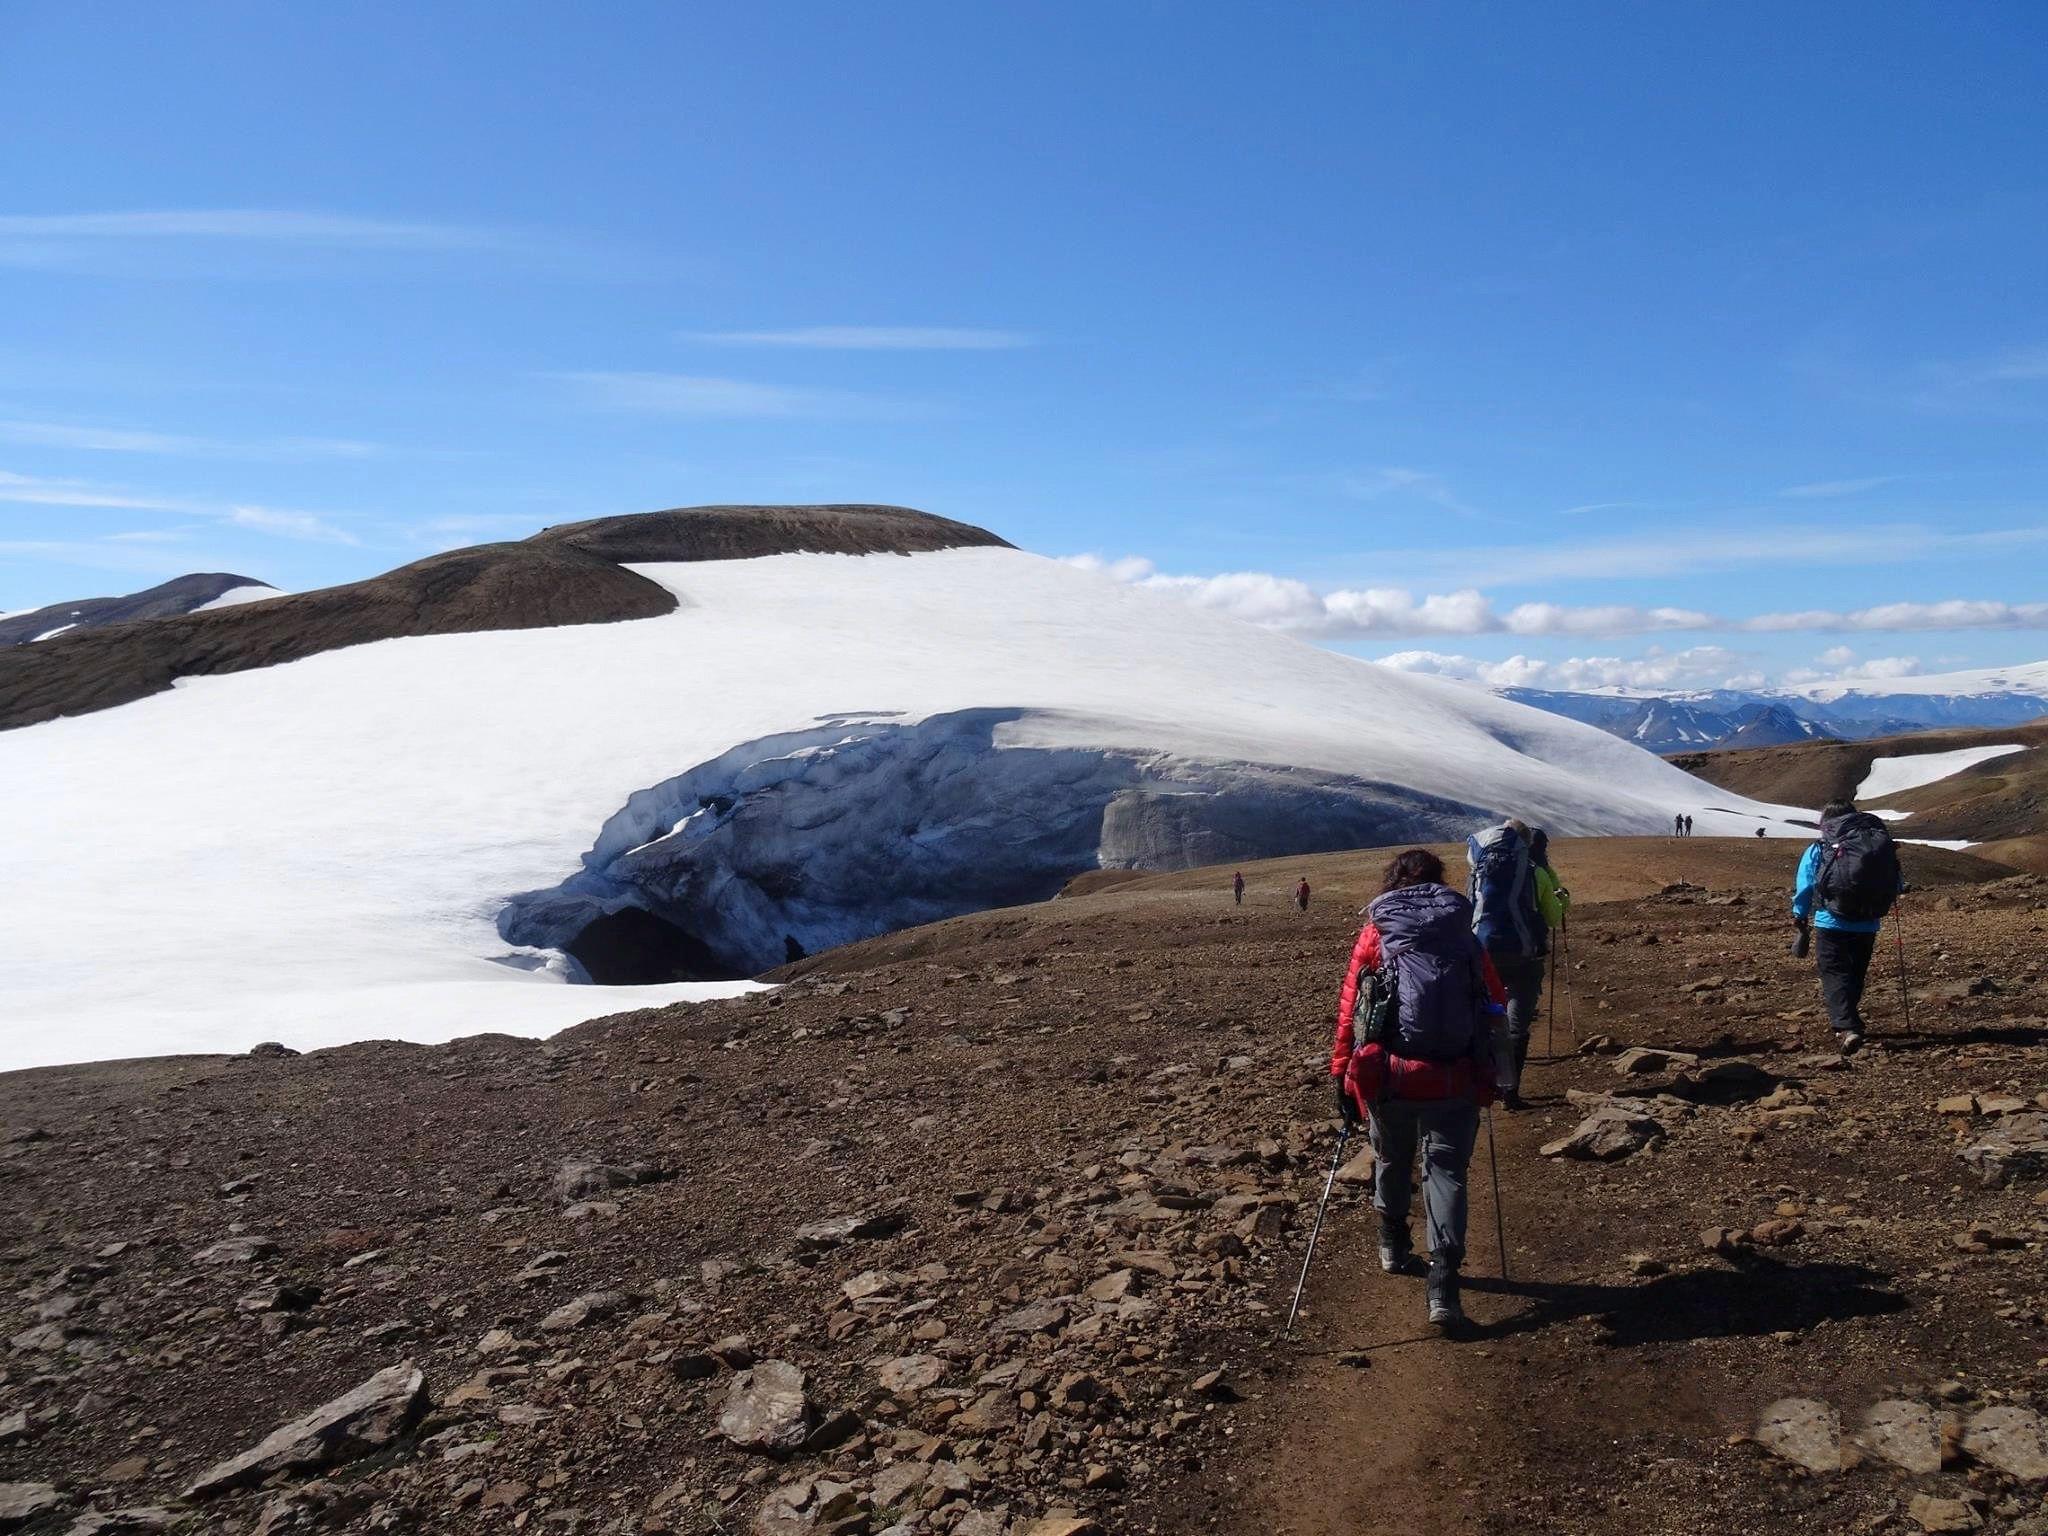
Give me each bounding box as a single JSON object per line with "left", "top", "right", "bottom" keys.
{"left": 1330, "top": 848, "right": 1505, "bottom": 1332}
{"left": 1684, "top": 813, "right": 1695, "bottom": 837}
{"left": 1296, "top": 877, "right": 1311, "bottom": 912}
{"left": 1232, "top": 870, "right": 1245, "bottom": 906}
{"left": 1674, "top": 812, "right": 1684, "bottom": 837}
{"left": 1529, "top": 827, "right": 1571, "bottom": 951}
{"left": 1792, "top": 800, "right": 1903, "bottom": 1052}
{"left": 1467, "top": 818, "right": 1548, "bottom": 1110}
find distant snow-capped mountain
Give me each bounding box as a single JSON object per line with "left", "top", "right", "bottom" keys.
{"left": 1499, "top": 669, "right": 2048, "bottom": 754}
{"left": 0, "top": 572, "right": 279, "bottom": 647}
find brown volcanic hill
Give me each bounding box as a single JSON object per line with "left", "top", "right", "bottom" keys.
{"left": 1672, "top": 720, "right": 2048, "bottom": 871}
{"left": 0, "top": 504, "right": 1008, "bottom": 731}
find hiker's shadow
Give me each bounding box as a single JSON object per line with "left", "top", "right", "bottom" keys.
{"left": 1464, "top": 1254, "right": 1907, "bottom": 1347}
{"left": 1873, "top": 1024, "right": 2047, "bottom": 1053}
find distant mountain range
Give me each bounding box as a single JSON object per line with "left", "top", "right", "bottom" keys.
{"left": 0, "top": 572, "right": 278, "bottom": 647}
{"left": 1502, "top": 663, "right": 2048, "bottom": 754}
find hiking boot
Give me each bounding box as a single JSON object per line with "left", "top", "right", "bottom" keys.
{"left": 1377, "top": 1217, "right": 1416, "bottom": 1275}
{"left": 1836, "top": 1029, "right": 1865, "bottom": 1055}
{"left": 1426, "top": 1255, "right": 1465, "bottom": 1331}
{"left": 1500, "top": 1089, "right": 1527, "bottom": 1112}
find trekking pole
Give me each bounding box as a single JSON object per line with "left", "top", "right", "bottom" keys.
{"left": 1284, "top": 1124, "right": 1352, "bottom": 1334}
{"left": 1561, "top": 918, "right": 1580, "bottom": 1043}
{"left": 1545, "top": 947, "right": 1557, "bottom": 1060}
{"left": 1485, "top": 1104, "right": 1509, "bottom": 1282}
{"left": 1893, "top": 898, "right": 1911, "bottom": 1031}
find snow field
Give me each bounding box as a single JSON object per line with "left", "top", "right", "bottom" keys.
{"left": 1857, "top": 744, "right": 2028, "bottom": 801}
{"left": 0, "top": 546, "right": 1801, "bottom": 1071}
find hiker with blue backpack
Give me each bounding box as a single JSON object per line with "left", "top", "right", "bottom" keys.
{"left": 1466, "top": 818, "right": 1557, "bottom": 1110}
{"left": 1330, "top": 848, "right": 1506, "bottom": 1332}
{"left": 1793, "top": 800, "right": 1904, "bottom": 1052}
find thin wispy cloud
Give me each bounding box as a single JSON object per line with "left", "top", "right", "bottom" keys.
{"left": 686, "top": 326, "right": 1034, "bottom": 351}
{"left": 0, "top": 208, "right": 604, "bottom": 277}
{"left": 0, "top": 418, "right": 380, "bottom": 461}
{"left": 555, "top": 371, "right": 934, "bottom": 421}
{"left": 0, "top": 469, "right": 357, "bottom": 544}
{"left": 1378, "top": 647, "right": 1762, "bottom": 693}
{"left": 1776, "top": 475, "right": 1898, "bottom": 499}
{"left": 1065, "top": 552, "right": 2048, "bottom": 640}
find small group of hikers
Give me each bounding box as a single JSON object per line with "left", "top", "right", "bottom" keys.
{"left": 1673, "top": 812, "right": 1695, "bottom": 836}
{"left": 1324, "top": 801, "right": 1902, "bottom": 1334}
{"left": 1229, "top": 870, "right": 1312, "bottom": 912}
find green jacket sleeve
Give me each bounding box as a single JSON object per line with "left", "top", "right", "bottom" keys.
{"left": 1535, "top": 865, "right": 1569, "bottom": 931}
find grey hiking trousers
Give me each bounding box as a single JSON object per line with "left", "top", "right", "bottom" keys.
{"left": 1490, "top": 951, "right": 1546, "bottom": 1093}
{"left": 1368, "top": 1096, "right": 1480, "bottom": 1266}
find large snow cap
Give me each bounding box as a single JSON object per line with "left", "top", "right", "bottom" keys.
{"left": 0, "top": 525, "right": 1796, "bottom": 1070}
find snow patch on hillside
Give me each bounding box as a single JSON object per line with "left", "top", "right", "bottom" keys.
{"left": 1858, "top": 744, "right": 2027, "bottom": 801}
{"left": 191, "top": 582, "right": 283, "bottom": 612}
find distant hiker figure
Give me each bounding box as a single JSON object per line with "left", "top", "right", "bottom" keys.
{"left": 1331, "top": 848, "right": 1504, "bottom": 1333}
{"left": 1233, "top": 871, "right": 1245, "bottom": 906}
{"left": 1467, "top": 818, "right": 1549, "bottom": 1111}
{"left": 1295, "top": 878, "right": 1311, "bottom": 912}
{"left": 1674, "top": 812, "right": 1684, "bottom": 837}
{"left": 1756, "top": 826, "right": 1767, "bottom": 839}
{"left": 1792, "top": 800, "right": 1903, "bottom": 1053}
{"left": 1684, "top": 814, "right": 1694, "bottom": 837}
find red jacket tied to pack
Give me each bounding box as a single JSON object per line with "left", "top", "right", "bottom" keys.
{"left": 1330, "top": 882, "right": 1505, "bottom": 1110}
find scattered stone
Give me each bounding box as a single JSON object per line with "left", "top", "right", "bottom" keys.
{"left": 792, "top": 1209, "right": 908, "bottom": 1251}
{"left": 1963, "top": 1404, "right": 2048, "bottom": 1480}
{"left": 1754, "top": 1397, "right": 1841, "bottom": 1473}
{"left": 875, "top": 1355, "right": 946, "bottom": 1395}
{"left": 1334, "top": 1148, "right": 1376, "bottom": 1186}
{"left": 64, "top": 1510, "right": 173, "bottom": 1535}
{"left": 1614, "top": 1046, "right": 1700, "bottom": 1076}
{"left": 1750, "top": 1218, "right": 1804, "bottom": 1247}
{"left": 1624, "top": 1252, "right": 1667, "bottom": 1276}
{"left": 0, "top": 1411, "right": 27, "bottom": 1445}
{"left": 718, "top": 1361, "right": 813, "bottom": 1453}
{"left": 184, "top": 1361, "right": 429, "bottom": 1497}
{"left": 1907, "top": 1494, "right": 1982, "bottom": 1533}
{"left": 1937, "top": 1094, "right": 1980, "bottom": 1116}
{"left": 1541, "top": 1104, "right": 1667, "bottom": 1161}
{"left": 992, "top": 1298, "right": 1068, "bottom": 1338}
{"left": 550, "top": 1158, "right": 661, "bottom": 1202}
{"left": 0, "top": 1484, "right": 63, "bottom": 1528}
{"left": 247, "top": 1041, "right": 298, "bottom": 1058}
{"left": 1856, "top": 1400, "right": 1945, "bottom": 1475}
{"left": 1959, "top": 1113, "right": 2048, "bottom": 1186}
{"left": 192, "top": 1235, "right": 277, "bottom": 1265}
{"left": 540, "top": 1290, "right": 630, "bottom": 1331}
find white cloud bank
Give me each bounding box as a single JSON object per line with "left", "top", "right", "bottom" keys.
{"left": 1064, "top": 554, "right": 2048, "bottom": 639}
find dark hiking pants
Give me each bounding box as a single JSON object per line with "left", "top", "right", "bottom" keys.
{"left": 1368, "top": 1097, "right": 1479, "bottom": 1266}
{"left": 1490, "top": 952, "right": 1546, "bottom": 1092}
{"left": 1815, "top": 928, "right": 1878, "bottom": 1036}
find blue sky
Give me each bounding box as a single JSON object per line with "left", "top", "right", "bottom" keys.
{"left": 2, "top": 1, "right": 2044, "bottom": 690}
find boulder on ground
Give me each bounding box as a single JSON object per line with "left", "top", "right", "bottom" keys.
{"left": 1614, "top": 1046, "right": 1700, "bottom": 1076}
{"left": 185, "top": 1361, "right": 428, "bottom": 1498}
{"left": 1962, "top": 1404, "right": 2048, "bottom": 1480}
{"left": 1754, "top": 1396, "right": 1841, "bottom": 1473}
{"left": 1958, "top": 1113, "right": 2047, "bottom": 1186}
{"left": 792, "top": 1208, "right": 908, "bottom": 1251}
{"left": 0, "top": 1483, "right": 63, "bottom": 1529}
{"left": 1906, "top": 1494, "right": 1981, "bottom": 1533}
{"left": 1855, "top": 1400, "right": 1945, "bottom": 1475}
{"left": 1540, "top": 1104, "right": 1667, "bottom": 1161}
{"left": 539, "top": 1290, "right": 630, "bottom": 1331}
{"left": 718, "top": 1361, "right": 813, "bottom": 1453}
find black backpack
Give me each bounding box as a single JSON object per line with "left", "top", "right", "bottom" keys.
{"left": 1816, "top": 812, "right": 1902, "bottom": 923}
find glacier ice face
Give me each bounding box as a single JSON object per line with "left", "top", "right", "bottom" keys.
{"left": 500, "top": 708, "right": 1493, "bottom": 978}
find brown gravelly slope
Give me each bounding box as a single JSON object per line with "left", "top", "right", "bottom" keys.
{"left": 0, "top": 504, "right": 1008, "bottom": 730}
{"left": 0, "top": 839, "right": 2042, "bottom": 1535}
